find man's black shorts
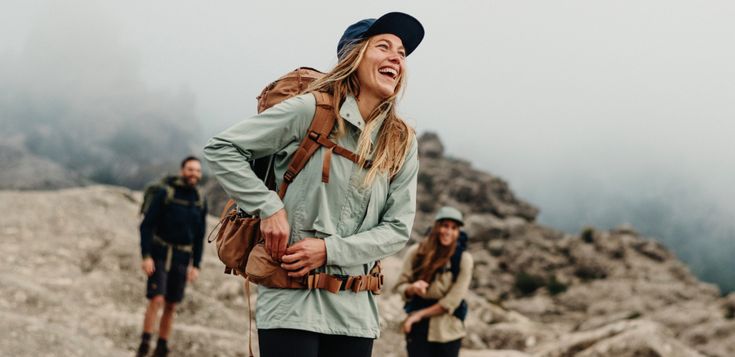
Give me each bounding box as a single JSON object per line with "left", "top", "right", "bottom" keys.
{"left": 146, "top": 259, "right": 188, "bottom": 303}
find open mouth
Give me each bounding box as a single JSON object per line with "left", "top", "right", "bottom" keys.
{"left": 378, "top": 66, "right": 398, "bottom": 80}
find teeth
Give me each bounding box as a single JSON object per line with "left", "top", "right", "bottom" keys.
{"left": 379, "top": 67, "right": 398, "bottom": 78}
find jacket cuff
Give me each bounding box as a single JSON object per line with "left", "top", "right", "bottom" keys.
{"left": 255, "top": 192, "right": 284, "bottom": 219}
{"left": 323, "top": 235, "right": 342, "bottom": 266}
{"left": 438, "top": 297, "right": 459, "bottom": 314}
{"left": 396, "top": 284, "right": 410, "bottom": 301}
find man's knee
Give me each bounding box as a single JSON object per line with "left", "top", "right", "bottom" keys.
{"left": 163, "top": 301, "right": 177, "bottom": 312}
{"left": 149, "top": 295, "right": 165, "bottom": 307}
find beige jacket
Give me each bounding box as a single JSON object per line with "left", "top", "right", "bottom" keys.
{"left": 394, "top": 244, "right": 474, "bottom": 343}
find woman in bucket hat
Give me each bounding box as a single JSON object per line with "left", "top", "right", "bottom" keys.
{"left": 204, "top": 12, "right": 424, "bottom": 357}
{"left": 395, "top": 206, "right": 474, "bottom": 357}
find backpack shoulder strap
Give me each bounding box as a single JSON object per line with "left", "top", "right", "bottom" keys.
{"left": 277, "top": 92, "right": 336, "bottom": 198}
{"left": 194, "top": 187, "right": 205, "bottom": 209}
{"left": 163, "top": 184, "right": 175, "bottom": 206}
{"left": 450, "top": 232, "right": 468, "bottom": 282}
{"left": 277, "top": 91, "right": 373, "bottom": 198}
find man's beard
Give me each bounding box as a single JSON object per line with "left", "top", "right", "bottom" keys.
{"left": 183, "top": 175, "right": 200, "bottom": 187}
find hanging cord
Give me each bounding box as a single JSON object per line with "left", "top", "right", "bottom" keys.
{"left": 243, "top": 277, "right": 254, "bottom": 357}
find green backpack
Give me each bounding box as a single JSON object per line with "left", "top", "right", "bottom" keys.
{"left": 140, "top": 176, "right": 205, "bottom": 216}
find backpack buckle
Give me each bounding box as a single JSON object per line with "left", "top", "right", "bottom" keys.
{"left": 283, "top": 170, "right": 296, "bottom": 183}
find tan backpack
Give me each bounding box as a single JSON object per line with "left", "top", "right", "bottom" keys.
{"left": 208, "top": 67, "right": 383, "bottom": 294}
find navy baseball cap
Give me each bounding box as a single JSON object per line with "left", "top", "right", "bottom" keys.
{"left": 337, "top": 12, "right": 424, "bottom": 59}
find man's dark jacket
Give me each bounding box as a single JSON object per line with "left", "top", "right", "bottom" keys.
{"left": 140, "top": 178, "right": 207, "bottom": 268}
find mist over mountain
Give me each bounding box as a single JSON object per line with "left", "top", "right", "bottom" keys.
{"left": 531, "top": 179, "right": 735, "bottom": 294}
{"left": 0, "top": 4, "right": 201, "bottom": 189}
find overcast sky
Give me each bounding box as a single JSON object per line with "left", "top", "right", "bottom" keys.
{"left": 2, "top": 0, "right": 734, "bottom": 230}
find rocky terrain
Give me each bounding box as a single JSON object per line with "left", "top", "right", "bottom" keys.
{"left": 2, "top": 134, "right": 735, "bottom": 356}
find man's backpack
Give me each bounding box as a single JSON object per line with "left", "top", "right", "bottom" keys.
{"left": 140, "top": 176, "right": 204, "bottom": 216}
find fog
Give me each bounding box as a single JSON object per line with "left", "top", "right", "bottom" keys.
{"left": 2, "top": 0, "right": 734, "bottom": 290}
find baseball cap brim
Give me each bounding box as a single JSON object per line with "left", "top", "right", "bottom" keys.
{"left": 363, "top": 12, "right": 424, "bottom": 57}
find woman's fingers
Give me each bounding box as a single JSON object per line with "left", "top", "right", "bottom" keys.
{"left": 261, "top": 208, "right": 290, "bottom": 261}
{"left": 287, "top": 266, "right": 311, "bottom": 278}
{"left": 275, "top": 233, "right": 288, "bottom": 261}
{"left": 281, "top": 252, "right": 306, "bottom": 270}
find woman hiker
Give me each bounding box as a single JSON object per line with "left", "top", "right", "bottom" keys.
{"left": 203, "top": 12, "right": 424, "bottom": 357}
{"left": 395, "top": 206, "right": 474, "bottom": 357}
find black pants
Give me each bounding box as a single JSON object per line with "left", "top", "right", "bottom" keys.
{"left": 406, "top": 319, "right": 462, "bottom": 357}
{"left": 258, "top": 328, "right": 373, "bottom": 357}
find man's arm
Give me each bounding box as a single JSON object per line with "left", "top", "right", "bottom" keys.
{"left": 192, "top": 200, "right": 207, "bottom": 269}
{"left": 140, "top": 189, "right": 166, "bottom": 259}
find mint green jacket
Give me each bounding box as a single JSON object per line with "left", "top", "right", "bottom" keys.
{"left": 203, "top": 93, "right": 418, "bottom": 337}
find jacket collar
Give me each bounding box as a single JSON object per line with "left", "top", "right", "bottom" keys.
{"left": 339, "top": 94, "right": 389, "bottom": 144}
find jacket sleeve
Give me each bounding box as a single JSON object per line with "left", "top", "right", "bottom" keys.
{"left": 192, "top": 200, "right": 207, "bottom": 268}
{"left": 323, "top": 137, "right": 419, "bottom": 266}
{"left": 438, "top": 252, "right": 474, "bottom": 313}
{"left": 394, "top": 244, "right": 419, "bottom": 301}
{"left": 202, "top": 94, "right": 314, "bottom": 218}
{"left": 140, "top": 189, "right": 166, "bottom": 259}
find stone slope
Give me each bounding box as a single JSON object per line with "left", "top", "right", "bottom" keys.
{"left": 378, "top": 133, "right": 735, "bottom": 357}
{"left": 3, "top": 134, "right": 735, "bottom": 356}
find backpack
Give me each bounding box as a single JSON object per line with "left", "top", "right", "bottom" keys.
{"left": 251, "top": 67, "right": 327, "bottom": 190}
{"left": 404, "top": 231, "right": 469, "bottom": 321}
{"left": 209, "top": 67, "right": 380, "bottom": 291}
{"left": 140, "top": 176, "right": 205, "bottom": 216}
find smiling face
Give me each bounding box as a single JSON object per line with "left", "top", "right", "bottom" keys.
{"left": 355, "top": 33, "right": 406, "bottom": 101}
{"left": 436, "top": 219, "right": 461, "bottom": 247}
{"left": 180, "top": 159, "right": 202, "bottom": 187}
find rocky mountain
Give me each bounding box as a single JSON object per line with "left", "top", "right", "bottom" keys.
{"left": 0, "top": 143, "right": 91, "bottom": 190}
{"left": 2, "top": 134, "right": 734, "bottom": 356}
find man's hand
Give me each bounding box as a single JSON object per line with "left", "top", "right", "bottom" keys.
{"left": 280, "top": 238, "right": 327, "bottom": 277}
{"left": 141, "top": 257, "right": 155, "bottom": 277}
{"left": 260, "top": 208, "right": 290, "bottom": 261}
{"left": 187, "top": 266, "right": 200, "bottom": 283}
{"left": 407, "top": 280, "right": 429, "bottom": 298}
{"left": 402, "top": 313, "right": 423, "bottom": 334}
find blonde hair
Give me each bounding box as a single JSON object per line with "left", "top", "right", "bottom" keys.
{"left": 305, "top": 38, "right": 415, "bottom": 186}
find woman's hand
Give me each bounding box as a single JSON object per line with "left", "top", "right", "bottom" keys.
{"left": 402, "top": 313, "right": 423, "bottom": 334}
{"left": 280, "top": 238, "right": 327, "bottom": 277}
{"left": 260, "top": 208, "right": 290, "bottom": 261}
{"left": 407, "top": 280, "right": 429, "bottom": 297}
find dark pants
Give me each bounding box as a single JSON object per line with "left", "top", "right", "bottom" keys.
{"left": 146, "top": 259, "right": 188, "bottom": 303}
{"left": 258, "top": 328, "right": 373, "bottom": 357}
{"left": 406, "top": 319, "right": 462, "bottom": 357}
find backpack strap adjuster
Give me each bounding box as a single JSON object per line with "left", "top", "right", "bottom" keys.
{"left": 283, "top": 170, "right": 296, "bottom": 183}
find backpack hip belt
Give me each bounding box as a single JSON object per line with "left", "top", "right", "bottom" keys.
{"left": 153, "top": 235, "right": 193, "bottom": 272}
{"left": 305, "top": 269, "right": 384, "bottom": 294}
